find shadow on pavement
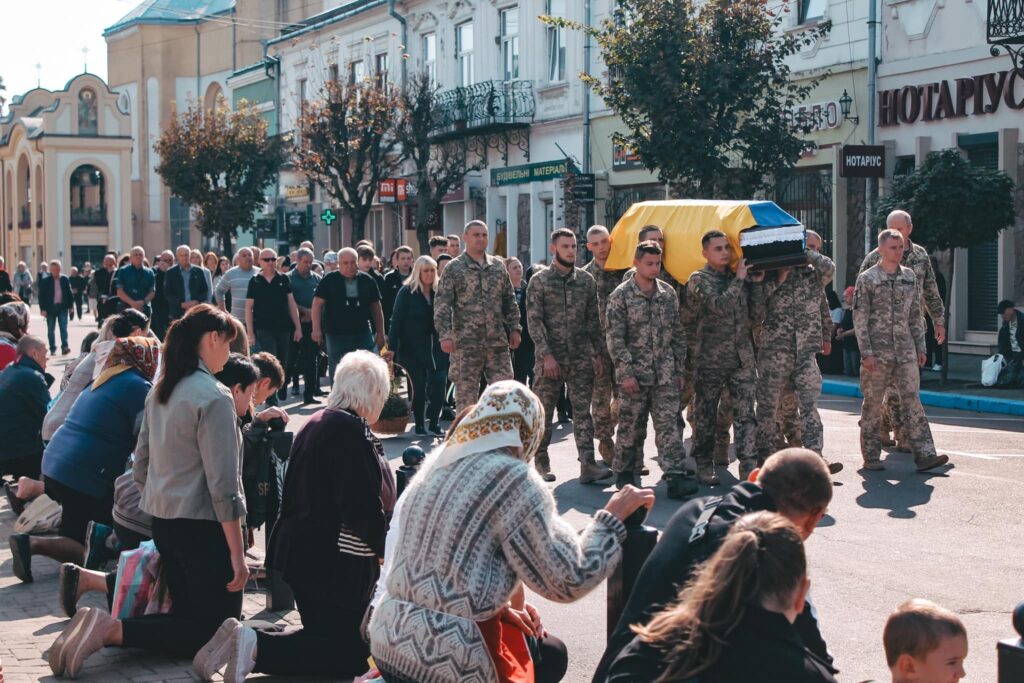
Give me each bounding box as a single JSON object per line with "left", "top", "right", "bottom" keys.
{"left": 854, "top": 464, "right": 951, "bottom": 518}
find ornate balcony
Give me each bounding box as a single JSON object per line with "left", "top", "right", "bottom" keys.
{"left": 18, "top": 206, "right": 30, "bottom": 230}
{"left": 988, "top": 0, "right": 1024, "bottom": 74}
{"left": 71, "top": 205, "right": 108, "bottom": 227}
{"left": 430, "top": 80, "right": 535, "bottom": 162}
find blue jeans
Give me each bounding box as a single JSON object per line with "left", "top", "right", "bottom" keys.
{"left": 46, "top": 309, "right": 69, "bottom": 352}
{"left": 325, "top": 331, "right": 375, "bottom": 380}
{"left": 843, "top": 346, "right": 861, "bottom": 377}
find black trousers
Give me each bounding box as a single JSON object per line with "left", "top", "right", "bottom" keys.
{"left": 1, "top": 451, "right": 42, "bottom": 479}
{"left": 121, "top": 517, "right": 242, "bottom": 658}
{"left": 405, "top": 359, "right": 448, "bottom": 428}
{"left": 288, "top": 322, "right": 319, "bottom": 400}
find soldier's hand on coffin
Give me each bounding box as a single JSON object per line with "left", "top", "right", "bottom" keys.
{"left": 736, "top": 259, "right": 752, "bottom": 281}
{"left": 593, "top": 354, "right": 605, "bottom": 378}
{"left": 750, "top": 270, "right": 765, "bottom": 283}
{"left": 863, "top": 356, "right": 878, "bottom": 373}
{"left": 621, "top": 376, "right": 640, "bottom": 394}
{"left": 543, "top": 354, "right": 560, "bottom": 380}
{"left": 777, "top": 267, "right": 791, "bottom": 284}
{"left": 509, "top": 330, "right": 522, "bottom": 350}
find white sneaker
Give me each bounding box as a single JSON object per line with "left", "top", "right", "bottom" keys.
{"left": 931, "top": 364, "right": 942, "bottom": 372}
{"left": 224, "top": 624, "right": 258, "bottom": 682}
{"left": 193, "top": 618, "right": 240, "bottom": 680}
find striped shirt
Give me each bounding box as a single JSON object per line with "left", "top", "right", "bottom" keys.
{"left": 214, "top": 266, "right": 256, "bottom": 320}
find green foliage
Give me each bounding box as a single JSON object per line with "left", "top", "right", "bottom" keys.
{"left": 874, "top": 149, "right": 1016, "bottom": 251}
{"left": 155, "top": 99, "right": 283, "bottom": 253}
{"left": 547, "top": 0, "right": 829, "bottom": 197}
{"left": 295, "top": 79, "right": 404, "bottom": 244}
{"left": 0, "top": 75, "right": 6, "bottom": 111}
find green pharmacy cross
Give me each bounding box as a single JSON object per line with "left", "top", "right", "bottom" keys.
{"left": 320, "top": 208, "right": 338, "bottom": 226}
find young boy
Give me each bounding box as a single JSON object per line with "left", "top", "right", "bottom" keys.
{"left": 884, "top": 599, "right": 967, "bottom": 683}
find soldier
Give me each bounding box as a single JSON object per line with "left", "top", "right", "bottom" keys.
{"left": 687, "top": 230, "right": 761, "bottom": 484}
{"left": 751, "top": 229, "right": 841, "bottom": 473}
{"left": 774, "top": 289, "right": 832, "bottom": 450}
{"left": 528, "top": 228, "right": 613, "bottom": 484}
{"left": 607, "top": 241, "right": 695, "bottom": 499}
{"left": 859, "top": 209, "right": 946, "bottom": 449}
{"left": 434, "top": 220, "right": 522, "bottom": 412}
{"left": 583, "top": 225, "right": 626, "bottom": 466}
{"left": 853, "top": 229, "right": 949, "bottom": 472}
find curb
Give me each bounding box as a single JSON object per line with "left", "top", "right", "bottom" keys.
{"left": 821, "top": 379, "right": 1024, "bottom": 416}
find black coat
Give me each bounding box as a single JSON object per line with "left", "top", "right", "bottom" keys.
{"left": 593, "top": 482, "right": 832, "bottom": 683}
{"left": 381, "top": 269, "right": 408, "bottom": 332}
{"left": 38, "top": 275, "right": 73, "bottom": 316}
{"left": 0, "top": 270, "right": 12, "bottom": 293}
{"left": 163, "top": 264, "right": 210, "bottom": 319}
{"left": 998, "top": 310, "right": 1024, "bottom": 359}
{"left": 387, "top": 285, "right": 445, "bottom": 370}
{"left": 606, "top": 605, "right": 838, "bottom": 683}
{"left": 0, "top": 355, "right": 53, "bottom": 462}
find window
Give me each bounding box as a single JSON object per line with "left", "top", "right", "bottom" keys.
{"left": 298, "top": 78, "right": 307, "bottom": 113}
{"left": 501, "top": 8, "right": 520, "bottom": 81}
{"left": 375, "top": 53, "right": 390, "bottom": 89}
{"left": 457, "top": 22, "right": 474, "bottom": 86}
{"left": 349, "top": 60, "right": 366, "bottom": 84}
{"left": 69, "top": 165, "right": 106, "bottom": 226}
{"left": 328, "top": 62, "right": 339, "bottom": 83}
{"left": 799, "top": 0, "right": 827, "bottom": 23}
{"left": 422, "top": 33, "right": 437, "bottom": 83}
{"left": 546, "top": 0, "right": 567, "bottom": 82}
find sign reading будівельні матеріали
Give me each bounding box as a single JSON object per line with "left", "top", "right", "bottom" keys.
{"left": 491, "top": 159, "right": 572, "bottom": 186}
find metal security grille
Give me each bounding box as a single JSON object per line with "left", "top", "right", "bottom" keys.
{"left": 775, "top": 167, "right": 834, "bottom": 257}
{"left": 965, "top": 143, "right": 1000, "bottom": 332}
{"left": 604, "top": 184, "right": 666, "bottom": 228}
{"left": 169, "top": 197, "right": 191, "bottom": 247}
{"left": 70, "top": 245, "right": 107, "bottom": 271}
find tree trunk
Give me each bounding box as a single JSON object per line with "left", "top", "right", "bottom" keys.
{"left": 350, "top": 207, "right": 369, "bottom": 245}
{"left": 941, "top": 250, "right": 954, "bottom": 385}
{"left": 415, "top": 195, "right": 435, "bottom": 255}
{"left": 220, "top": 230, "right": 234, "bottom": 257}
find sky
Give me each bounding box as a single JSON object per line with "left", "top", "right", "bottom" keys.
{"left": 0, "top": 0, "right": 133, "bottom": 112}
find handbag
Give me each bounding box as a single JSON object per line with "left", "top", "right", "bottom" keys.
{"left": 981, "top": 353, "right": 1006, "bottom": 386}
{"left": 111, "top": 540, "right": 173, "bottom": 619}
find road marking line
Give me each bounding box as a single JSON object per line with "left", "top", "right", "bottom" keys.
{"left": 941, "top": 449, "right": 1024, "bottom": 459}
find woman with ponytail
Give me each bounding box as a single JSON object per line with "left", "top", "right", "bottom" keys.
{"left": 606, "top": 511, "right": 837, "bottom": 683}
{"left": 48, "top": 304, "right": 248, "bottom": 679}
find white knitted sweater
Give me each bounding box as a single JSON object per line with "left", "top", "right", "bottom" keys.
{"left": 369, "top": 451, "right": 626, "bottom": 682}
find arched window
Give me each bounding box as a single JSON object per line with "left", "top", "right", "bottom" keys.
{"left": 70, "top": 165, "right": 106, "bottom": 226}
{"left": 78, "top": 88, "right": 98, "bottom": 135}
{"left": 204, "top": 82, "right": 224, "bottom": 113}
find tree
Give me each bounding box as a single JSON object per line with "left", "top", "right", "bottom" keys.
{"left": 874, "top": 148, "right": 1016, "bottom": 381}
{"left": 295, "top": 79, "right": 403, "bottom": 244}
{"left": 397, "top": 72, "right": 487, "bottom": 254}
{"left": 155, "top": 100, "right": 283, "bottom": 253}
{"left": 0, "top": 75, "right": 6, "bottom": 111}
{"left": 547, "top": 0, "right": 829, "bottom": 197}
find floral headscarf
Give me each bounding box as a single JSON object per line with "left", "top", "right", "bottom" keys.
{"left": 92, "top": 337, "right": 161, "bottom": 389}
{"left": 0, "top": 301, "right": 30, "bottom": 340}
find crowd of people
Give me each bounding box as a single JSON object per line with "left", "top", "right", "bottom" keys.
{"left": 0, "top": 207, "right": 978, "bottom": 683}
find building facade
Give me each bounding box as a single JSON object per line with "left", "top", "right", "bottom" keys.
{"left": 0, "top": 73, "right": 133, "bottom": 269}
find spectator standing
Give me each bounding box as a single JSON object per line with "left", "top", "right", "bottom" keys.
{"left": 39, "top": 260, "right": 73, "bottom": 355}
{"left": 323, "top": 250, "right": 339, "bottom": 274}
{"left": 0, "top": 257, "right": 11, "bottom": 293}
{"left": 93, "top": 254, "right": 117, "bottom": 325}
{"left": 68, "top": 267, "right": 86, "bottom": 321}
{"left": 0, "top": 301, "right": 31, "bottom": 371}
{"left": 287, "top": 248, "right": 322, "bottom": 404}
{"left": 13, "top": 261, "right": 33, "bottom": 302}
{"left": 0, "top": 336, "right": 51, "bottom": 479}
{"left": 149, "top": 251, "right": 173, "bottom": 340}
{"left": 312, "top": 248, "right": 385, "bottom": 378}
{"left": 506, "top": 257, "right": 534, "bottom": 385}
{"left": 428, "top": 235, "right": 448, "bottom": 260}
{"left": 204, "top": 252, "right": 222, "bottom": 282}
{"left": 381, "top": 246, "right": 414, "bottom": 332}
{"left": 837, "top": 286, "right": 859, "bottom": 377}
{"left": 356, "top": 245, "right": 386, "bottom": 295}
{"left": 388, "top": 256, "right": 448, "bottom": 435}
{"left": 997, "top": 299, "right": 1023, "bottom": 361}
{"left": 246, "top": 249, "right": 302, "bottom": 405}
{"left": 33, "top": 261, "right": 48, "bottom": 304}
{"left": 215, "top": 248, "right": 256, "bottom": 320}
{"left": 213, "top": 257, "right": 230, "bottom": 302}
{"left": 165, "top": 245, "right": 211, "bottom": 323}
{"left": 446, "top": 233, "right": 461, "bottom": 257}
{"left": 191, "top": 249, "right": 215, "bottom": 302}
{"left": 114, "top": 246, "right": 156, "bottom": 317}
{"left": 436, "top": 252, "right": 452, "bottom": 275}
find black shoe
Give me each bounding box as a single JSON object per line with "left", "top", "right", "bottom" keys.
{"left": 440, "top": 407, "right": 456, "bottom": 420}
{"left": 414, "top": 425, "right": 428, "bottom": 436}
{"left": 61, "top": 347, "right": 71, "bottom": 355}
{"left": 9, "top": 533, "right": 32, "bottom": 583}
{"left": 666, "top": 475, "right": 699, "bottom": 500}
{"left": 290, "top": 385, "right": 301, "bottom": 396}
{"left": 615, "top": 471, "right": 637, "bottom": 490}
{"left": 428, "top": 424, "right": 446, "bottom": 437}
{"left": 302, "top": 396, "right": 322, "bottom": 406}
{"left": 4, "top": 482, "right": 26, "bottom": 515}
{"left": 314, "top": 389, "right": 328, "bottom": 397}
{"left": 277, "top": 387, "right": 288, "bottom": 401}
{"left": 59, "top": 563, "right": 80, "bottom": 618}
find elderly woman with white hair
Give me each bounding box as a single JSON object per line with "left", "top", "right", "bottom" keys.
{"left": 192, "top": 350, "right": 397, "bottom": 682}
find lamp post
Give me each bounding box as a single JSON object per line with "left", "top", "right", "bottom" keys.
{"left": 838, "top": 89, "right": 859, "bottom": 125}
{"left": 988, "top": 0, "right": 1024, "bottom": 77}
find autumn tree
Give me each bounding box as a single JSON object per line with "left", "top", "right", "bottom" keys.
{"left": 294, "top": 79, "right": 403, "bottom": 244}
{"left": 548, "top": 0, "right": 829, "bottom": 197}
{"left": 397, "top": 72, "right": 487, "bottom": 254}
{"left": 155, "top": 99, "right": 283, "bottom": 253}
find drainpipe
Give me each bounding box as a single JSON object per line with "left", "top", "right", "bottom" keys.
{"left": 195, "top": 24, "right": 202, "bottom": 104}
{"left": 263, "top": 41, "right": 283, "bottom": 247}
{"left": 232, "top": 8, "right": 237, "bottom": 73}
{"left": 865, "top": 0, "right": 878, "bottom": 256}
{"left": 388, "top": 0, "right": 408, "bottom": 88}
{"left": 582, "top": 0, "right": 593, "bottom": 229}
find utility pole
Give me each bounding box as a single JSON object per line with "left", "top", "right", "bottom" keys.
{"left": 865, "top": 0, "right": 879, "bottom": 256}
{"left": 582, "top": 0, "right": 594, "bottom": 230}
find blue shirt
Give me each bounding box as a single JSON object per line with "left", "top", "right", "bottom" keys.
{"left": 115, "top": 264, "right": 156, "bottom": 303}
{"left": 42, "top": 370, "right": 151, "bottom": 498}
{"left": 180, "top": 265, "right": 193, "bottom": 303}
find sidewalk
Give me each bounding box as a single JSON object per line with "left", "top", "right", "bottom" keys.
{"left": 822, "top": 370, "right": 1024, "bottom": 416}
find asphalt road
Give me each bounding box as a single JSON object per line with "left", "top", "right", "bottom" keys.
{"left": 4, "top": 314, "right": 1022, "bottom": 682}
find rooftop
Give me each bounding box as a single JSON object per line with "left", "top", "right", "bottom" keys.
{"left": 103, "top": 0, "right": 236, "bottom": 37}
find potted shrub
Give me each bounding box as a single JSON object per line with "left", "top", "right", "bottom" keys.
{"left": 371, "top": 364, "right": 411, "bottom": 434}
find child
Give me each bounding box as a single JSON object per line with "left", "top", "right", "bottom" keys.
{"left": 884, "top": 599, "right": 968, "bottom": 683}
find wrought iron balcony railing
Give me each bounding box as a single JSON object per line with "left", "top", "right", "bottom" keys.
{"left": 71, "top": 206, "right": 108, "bottom": 227}
{"left": 988, "top": 0, "right": 1024, "bottom": 75}
{"left": 430, "top": 80, "right": 536, "bottom": 141}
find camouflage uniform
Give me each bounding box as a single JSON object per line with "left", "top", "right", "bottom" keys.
{"left": 584, "top": 259, "right": 626, "bottom": 443}
{"left": 687, "top": 265, "right": 758, "bottom": 474}
{"left": 434, "top": 252, "right": 520, "bottom": 412}
{"left": 751, "top": 251, "right": 835, "bottom": 462}
{"left": 853, "top": 264, "right": 938, "bottom": 465}
{"left": 776, "top": 291, "right": 830, "bottom": 449}
{"left": 606, "top": 274, "right": 688, "bottom": 476}
{"left": 526, "top": 265, "right": 604, "bottom": 464}
{"left": 860, "top": 241, "right": 945, "bottom": 444}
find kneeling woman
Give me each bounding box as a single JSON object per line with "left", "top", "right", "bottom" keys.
{"left": 606, "top": 511, "right": 838, "bottom": 683}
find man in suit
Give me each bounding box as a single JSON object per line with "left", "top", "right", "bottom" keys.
{"left": 164, "top": 244, "right": 210, "bottom": 322}
{"left": 38, "top": 260, "right": 73, "bottom": 355}
{"left": 151, "top": 250, "right": 174, "bottom": 339}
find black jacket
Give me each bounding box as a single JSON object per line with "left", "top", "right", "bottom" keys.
{"left": 381, "top": 269, "right": 409, "bottom": 332}
{"left": 606, "top": 605, "right": 838, "bottom": 683}
{"left": 0, "top": 355, "right": 53, "bottom": 462}
{"left": 387, "top": 285, "right": 445, "bottom": 370}
{"left": 38, "top": 275, "right": 73, "bottom": 316}
{"left": 164, "top": 264, "right": 210, "bottom": 319}
{"left": 998, "top": 310, "right": 1024, "bottom": 359}
{"left": 0, "top": 270, "right": 12, "bottom": 293}
{"left": 593, "top": 482, "right": 832, "bottom": 683}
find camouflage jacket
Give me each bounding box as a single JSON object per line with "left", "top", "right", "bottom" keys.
{"left": 606, "top": 274, "right": 687, "bottom": 386}
{"left": 751, "top": 251, "right": 836, "bottom": 356}
{"left": 687, "top": 265, "right": 757, "bottom": 370}
{"left": 583, "top": 259, "right": 627, "bottom": 334}
{"left": 853, "top": 264, "right": 926, "bottom": 363}
{"left": 526, "top": 265, "right": 603, "bottom": 362}
{"left": 860, "top": 240, "right": 945, "bottom": 321}
{"left": 434, "top": 252, "right": 521, "bottom": 349}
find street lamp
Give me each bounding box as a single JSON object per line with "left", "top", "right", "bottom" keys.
{"left": 839, "top": 89, "right": 859, "bottom": 125}
{"left": 988, "top": 0, "right": 1024, "bottom": 78}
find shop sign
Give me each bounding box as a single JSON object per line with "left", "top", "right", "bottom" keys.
{"left": 840, "top": 145, "right": 885, "bottom": 178}
{"left": 378, "top": 178, "right": 409, "bottom": 203}
{"left": 788, "top": 100, "right": 842, "bottom": 132}
{"left": 612, "top": 142, "right": 645, "bottom": 171}
{"left": 441, "top": 181, "right": 466, "bottom": 204}
{"left": 572, "top": 173, "right": 596, "bottom": 201}
{"left": 879, "top": 70, "right": 1024, "bottom": 127}
{"left": 283, "top": 184, "right": 308, "bottom": 200}
{"left": 491, "top": 159, "right": 572, "bottom": 186}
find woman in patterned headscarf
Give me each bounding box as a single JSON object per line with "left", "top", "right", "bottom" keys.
{"left": 0, "top": 300, "right": 30, "bottom": 370}
{"left": 369, "top": 380, "right": 654, "bottom": 683}
{"left": 8, "top": 337, "right": 160, "bottom": 585}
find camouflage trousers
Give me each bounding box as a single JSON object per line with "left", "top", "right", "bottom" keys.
{"left": 880, "top": 387, "right": 906, "bottom": 442}
{"left": 860, "top": 360, "right": 937, "bottom": 463}
{"left": 533, "top": 357, "right": 596, "bottom": 461}
{"left": 591, "top": 349, "right": 616, "bottom": 441}
{"left": 775, "top": 385, "right": 802, "bottom": 450}
{"left": 755, "top": 349, "right": 823, "bottom": 462}
{"left": 450, "top": 345, "right": 513, "bottom": 413}
{"left": 693, "top": 367, "right": 757, "bottom": 468}
{"left": 613, "top": 382, "right": 686, "bottom": 476}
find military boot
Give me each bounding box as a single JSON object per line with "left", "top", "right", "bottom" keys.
{"left": 615, "top": 470, "right": 637, "bottom": 490}
{"left": 713, "top": 441, "right": 730, "bottom": 467}
{"left": 534, "top": 453, "right": 556, "bottom": 482}
{"left": 696, "top": 461, "right": 720, "bottom": 486}
{"left": 738, "top": 458, "right": 758, "bottom": 482}
{"left": 822, "top": 457, "right": 844, "bottom": 475}
{"left": 598, "top": 438, "right": 616, "bottom": 467}
{"left": 580, "top": 456, "right": 613, "bottom": 485}
{"left": 665, "top": 474, "right": 698, "bottom": 500}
